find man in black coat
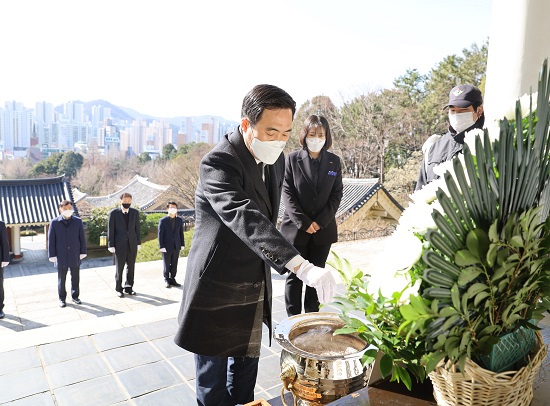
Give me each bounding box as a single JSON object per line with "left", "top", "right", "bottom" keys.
{"left": 0, "top": 220, "right": 10, "bottom": 319}
{"left": 174, "top": 84, "right": 337, "bottom": 406}
{"left": 158, "top": 201, "right": 184, "bottom": 288}
{"left": 108, "top": 193, "right": 141, "bottom": 297}
{"left": 48, "top": 200, "right": 87, "bottom": 307}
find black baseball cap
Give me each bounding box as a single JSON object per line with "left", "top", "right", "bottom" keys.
{"left": 444, "top": 84, "right": 483, "bottom": 109}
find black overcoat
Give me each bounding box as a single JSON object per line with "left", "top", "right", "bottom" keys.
{"left": 174, "top": 128, "right": 299, "bottom": 357}
{"left": 47, "top": 215, "right": 87, "bottom": 268}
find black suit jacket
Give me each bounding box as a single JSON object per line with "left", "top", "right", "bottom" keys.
{"left": 158, "top": 215, "right": 184, "bottom": 251}
{"left": 174, "top": 128, "right": 300, "bottom": 357}
{"left": 0, "top": 221, "right": 10, "bottom": 266}
{"left": 280, "top": 149, "right": 343, "bottom": 245}
{"left": 108, "top": 207, "right": 141, "bottom": 255}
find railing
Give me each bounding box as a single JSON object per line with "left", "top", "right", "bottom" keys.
{"left": 338, "top": 226, "right": 395, "bottom": 242}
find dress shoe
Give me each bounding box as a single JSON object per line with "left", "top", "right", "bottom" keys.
{"left": 116, "top": 291, "right": 124, "bottom": 298}
{"left": 59, "top": 300, "right": 66, "bottom": 308}
{"left": 165, "top": 281, "right": 171, "bottom": 288}
{"left": 125, "top": 290, "right": 137, "bottom": 296}
{"left": 72, "top": 298, "right": 82, "bottom": 305}
{"left": 170, "top": 280, "right": 181, "bottom": 287}
{"left": 0, "top": 311, "right": 5, "bottom": 319}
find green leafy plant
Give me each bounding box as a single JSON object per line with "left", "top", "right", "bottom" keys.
{"left": 331, "top": 59, "right": 550, "bottom": 388}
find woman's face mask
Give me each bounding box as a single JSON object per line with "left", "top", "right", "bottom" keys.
{"left": 305, "top": 137, "right": 326, "bottom": 153}
{"left": 250, "top": 138, "right": 286, "bottom": 165}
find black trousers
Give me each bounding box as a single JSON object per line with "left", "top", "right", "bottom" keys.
{"left": 194, "top": 354, "right": 259, "bottom": 406}
{"left": 162, "top": 249, "right": 179, "bottom": 282}
{"left": 285, "top": 241, "right": 332, "bottom": 316}
{"left": 114, "top": 249, "right": 137, "bottom": 293}
{"left": 58, "top": 266, "right": 80, "bottom": 301}
{"left": 0, "top": 267, "right": 4, "bottom": 311}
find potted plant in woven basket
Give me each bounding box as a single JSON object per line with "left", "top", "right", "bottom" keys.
{"left": 329, "top": 60, "right": 550, "bottom": 406}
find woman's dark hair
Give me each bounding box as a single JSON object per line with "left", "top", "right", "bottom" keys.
{"left": 299, "top": 115, "right": 332, "bottom": 151}
{"left": 241, "top": 84, "right": 296, "bottom": 126}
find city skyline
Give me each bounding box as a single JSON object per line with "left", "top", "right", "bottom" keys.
{"left": 0, "top": 99, "right": 236, "bottom": 160}
{"left": 0, "top": 0, "right": 493, "bottom": 121}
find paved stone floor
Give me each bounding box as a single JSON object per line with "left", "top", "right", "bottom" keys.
{"left": 0, "top": 235, "right": 549, "bottom": 405}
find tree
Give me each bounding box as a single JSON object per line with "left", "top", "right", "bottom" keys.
{"left": 0, "top": 158, "right": 33, "bottom": 179}
{"left": 383, "top": 150, "right": 423, "bottom": 207}
{"left": 155, "top": 143, "right": 213, "bottom": 207}
{"left": 162, "top": 143, "right": 177, "bottom": 160}
{"left": 138, "top": 152, "right": 152, "bottom": 164}
{"left": 29, "top": 152, "right": 63, "bottom": 177}
{"left": 58, "top": 151, "right": 84, "bottom": 178}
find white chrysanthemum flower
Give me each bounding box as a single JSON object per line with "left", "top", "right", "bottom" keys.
{"left": 464, "top": 128, "right": 485, "bottom": 152}
{"left": 397, "top": 201, "right": 437, "bottom": 235}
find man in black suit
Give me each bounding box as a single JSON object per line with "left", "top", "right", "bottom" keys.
{"left": 0, "top": 220, "right": 10, "bottom": 319}
{"left": 108, "top": 193, "right": 141, "bottom": 297}
{"left": 174, "top": 84, "right": 337, "bottom": 406}
{"left": 158, "top": 201, "right": 184, "bottom": 288}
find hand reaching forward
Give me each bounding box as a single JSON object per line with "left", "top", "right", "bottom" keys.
{"left": 295, "top": 260, "right": 336, "bottom": 304}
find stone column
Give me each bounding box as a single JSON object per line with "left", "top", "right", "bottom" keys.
{"left": 11, "top": 225, "right": 21, "bottom": 258}
{"left": 484, "top": 0, "right": 550, "bottom": 123}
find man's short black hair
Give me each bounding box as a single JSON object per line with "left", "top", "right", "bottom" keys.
{"left": 58, "top": 200, "right": 72, "bottom": 209}
{"left": 241, "top": 84, "right": 296, "bottom": 126}
{"left": 166, "top": 201, "right": 178, "bottom": 208}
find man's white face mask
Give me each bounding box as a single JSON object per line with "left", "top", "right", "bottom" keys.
{"left": 449, "top": 111, "right": 475, "bottom": 133}
{"left": 250, "top": 138, "right": 286, "bottom": 165}
{"left": 62, "top": 209, "right": 74, "bottom": 218}
{"left": 168, "top": 208, "right": 178, "bottom": 215}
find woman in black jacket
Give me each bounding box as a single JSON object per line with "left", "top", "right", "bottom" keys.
{"left": 280, "top": 115, "right": 343, "bottom": 316}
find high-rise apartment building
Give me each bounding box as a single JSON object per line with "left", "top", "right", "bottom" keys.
{"left": 1, "top": 101, "right": 32, "bottom": 153}
{"left": 34, "top": 102, "right": 55, "bottom": 147}
{"left": 63, "top": 101, "right": 84, "bottom": 123}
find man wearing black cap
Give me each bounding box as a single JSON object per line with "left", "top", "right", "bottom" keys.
{"left": 415, "top": 84, "right": 484, "bottom": 190}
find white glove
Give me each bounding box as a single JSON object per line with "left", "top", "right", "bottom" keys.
{"left": 160, "top": 248, "right": 167, "bottom": 253}
{"left": 295, "top": 260, "right": 337, "bottom": 304}
{"left": 137, "top": 245, "right": 141, "bottom": 251}
{"left": 108, "top": 247, "right": 116, "bottom": 253}
{"left": 1, "top": 261, "right": 8, "bottom": 268}
{"left": 49, "top": 257, "right": 57, "bottom": 263}
{"left": 80, "top": 254, "right": 87, "bottom": 259}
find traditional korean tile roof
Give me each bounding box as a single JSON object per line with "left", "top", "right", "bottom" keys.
{"left": 79, "top": 175, "right": 171, "bottom": 211}
{"left": 278, "top": 178, "right": 403, "bottom": 222}
{"left": 0, "top": 176, "right": 77, "bottom": 226}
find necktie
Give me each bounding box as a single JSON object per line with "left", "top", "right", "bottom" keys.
{"left": 258, "top": 162, "right": 271, "bottom": 198}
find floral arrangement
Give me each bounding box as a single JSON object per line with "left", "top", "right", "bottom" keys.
{"left": 330, "top": 60, "right": 550, "bottom": 390}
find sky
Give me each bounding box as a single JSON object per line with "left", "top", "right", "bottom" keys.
{"left": 0, "top": 0, "right": 493, "bottom": 122}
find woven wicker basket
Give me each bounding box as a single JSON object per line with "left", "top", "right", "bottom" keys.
{"left": 428, "top": 331, "right": 547, "bottom": 406}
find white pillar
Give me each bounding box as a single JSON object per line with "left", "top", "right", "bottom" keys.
{"left": 11, "top": 225, "right": 21, "bottom": 257}
{"left": 484, "top": 0, "right": 550, "bottom": 123}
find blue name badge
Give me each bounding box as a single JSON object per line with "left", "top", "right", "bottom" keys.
{"left": 328, "top": 171, "right": 337, "bottom": 176}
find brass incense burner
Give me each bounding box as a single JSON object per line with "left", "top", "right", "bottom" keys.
{"left": 274, "top": 312, "right": 373, "bottom": 405}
